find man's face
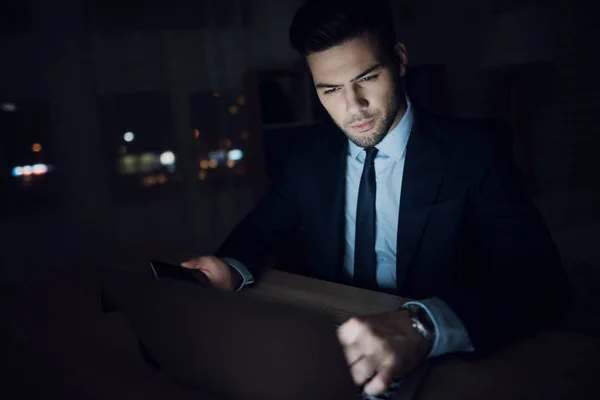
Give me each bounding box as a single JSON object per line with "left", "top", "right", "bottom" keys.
{"left": 307, "top": 33, "right": 406, "bottom": 148}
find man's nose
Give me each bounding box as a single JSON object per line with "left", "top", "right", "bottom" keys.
{"left": 345, "top": 86, "right": 368, "bottom": 115}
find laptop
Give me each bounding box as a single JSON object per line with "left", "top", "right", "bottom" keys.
{"left": 100, "top": 267, "right": 428, "bottom": 400}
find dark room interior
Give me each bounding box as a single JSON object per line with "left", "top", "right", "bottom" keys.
{"left": 1, "top": 0, "right": 599, "bottom": 399}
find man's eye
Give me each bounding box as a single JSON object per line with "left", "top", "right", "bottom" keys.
{"left": 361, "top": 75, "right": 378, "bottom": 83}
{"left": 323, "top": 87, "right": 340, "bottom": 95}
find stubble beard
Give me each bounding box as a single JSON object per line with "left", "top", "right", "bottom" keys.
{"left": 339, "top": 89, "right": 400, "bottom": 149}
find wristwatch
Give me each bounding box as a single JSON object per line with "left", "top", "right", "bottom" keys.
{"left": 404, "top": 304, "right": 436, "bottom": 349}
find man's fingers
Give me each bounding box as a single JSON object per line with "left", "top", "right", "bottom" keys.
{"left": 180, "top": 259, "right": 198, "bottom": 269}
{"left": 341, "top": 343, "right": 363, "bottom": 367}
{"left": 349, "top": 356, "right": 376, "bottom": 387}
{"left": 363, "top": 362, "right": 395, "bottom": 397}
{"left": 337, "top": 317, "right": 365, "bottom": 346}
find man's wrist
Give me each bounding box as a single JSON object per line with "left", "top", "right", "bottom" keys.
{"left": 221, "top": 257, "right": 254, "bottom": 292}
{"left": 404, "top": 298, "right": 475, "bottom": 357}
{"left": 403, "top": 303, "right": 437, "bottom": 355}
{"left": 410, "top": 319, "right": 434, "bottom": 355}
{"left": 419, "top": 325, "right": 435, "bottom": 355}
{"left": 230, "top": 267, "right": 243, "bottom": 290}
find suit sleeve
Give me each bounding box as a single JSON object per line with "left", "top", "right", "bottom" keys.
{"left": 441, "top": 131, "right": 572, "bottom": 355}
{"left": 214, "top": 144, "right": 304, "bottom": 280}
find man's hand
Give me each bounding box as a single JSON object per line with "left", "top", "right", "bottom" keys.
{"left": 181, "top": 256, "right": 242, "bottom": 291}
{"left": 336, "top": 310, "right": 431, "bottom": 397}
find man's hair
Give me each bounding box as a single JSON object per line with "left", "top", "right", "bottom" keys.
{"left": 289, "top": 0, "right": 397, "bottom": 58}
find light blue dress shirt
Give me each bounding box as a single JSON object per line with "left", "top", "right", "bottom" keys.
{"left": 224, "top": 97, "right": 474, "bottom": 357}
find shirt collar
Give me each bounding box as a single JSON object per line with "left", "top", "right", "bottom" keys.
{"left": 348, "top": 96, "right": 413, "bottom": 162}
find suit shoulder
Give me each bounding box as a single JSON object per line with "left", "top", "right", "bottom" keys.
{"left": 263, "top": 122, "right": 341, "bottom": 179}
{"left": 282, "top": 122, "right": 343, "bottom": 157}
{"left": 429, "top": 113, "right": 513, "bottom": 153}
{"left": 292, "top": 122, "right": 340, "bottom": 146}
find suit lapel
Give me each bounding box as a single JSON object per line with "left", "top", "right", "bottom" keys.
{"left": 396, "top": 110, "right": 449, "bottom": 291}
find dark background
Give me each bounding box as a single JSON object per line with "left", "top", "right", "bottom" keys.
{"left": 0, "top": 0, "right": 598, "bottom": 325}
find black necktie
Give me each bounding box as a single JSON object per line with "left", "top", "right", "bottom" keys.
{"left": 354, "top": 147, "right": 378, "bottom": 290}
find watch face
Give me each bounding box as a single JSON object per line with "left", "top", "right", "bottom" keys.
{"left": 407, "top": 305, "right": 435, "bottom": 335}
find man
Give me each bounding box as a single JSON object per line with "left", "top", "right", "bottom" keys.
{"left": 182, "top": 0, "right": 571, "bottom": 396}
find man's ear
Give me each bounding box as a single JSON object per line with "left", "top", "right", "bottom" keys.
{"left": 393, "top": 42, "right": 408, "bottom": 77}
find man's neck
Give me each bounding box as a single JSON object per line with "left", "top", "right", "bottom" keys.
{"left": 386, "top": 96, "right": 408, "bottom": 135}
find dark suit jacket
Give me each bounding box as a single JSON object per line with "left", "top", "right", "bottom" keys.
{"left": 216, "top": 108, "right": 572, "bottom": 354}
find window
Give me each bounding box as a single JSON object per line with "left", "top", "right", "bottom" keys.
{"left": 189, "top": 90, "right": 250, "bottom": 186}
{"left": 97, "top": 92, "right": 180, "bottom": 202}
{"left": 0, "top": 101, "right": 62, "bottom": 218}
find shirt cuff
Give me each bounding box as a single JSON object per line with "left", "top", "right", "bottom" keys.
{"left": 403, "top": 297, "right": 475, "bottom": 358}
{"left": 221, "top": 257, "right": 255, "bottom": 292}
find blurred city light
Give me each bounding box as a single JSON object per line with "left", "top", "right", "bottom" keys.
{"left": 227, "top": 159, "right": 235, "bottom": 168}
{"left": 12, "top": 164, "right": 51, "bottom": 177}
{"left": 228, "top": 149, "right": 243, "bottom": 161}
{"left": 160, "top": 151, "right": 176, "bottom": 166}
{"left": 12, "top": 167, "right": 23, "bottom": 177}
{"left": 119, "top": 155, "right": 136, "bottom": 174}
{"left": 32, "top": 143, "right": 42, "bottom": 152}
{"left": 32, "top": 164, "right": 48, "bottom": 175}
{"left": 124, "top": 132, "right": 135, "bottom": 142}
{"left": 143, "top": 175, "right": 157, "bottom": 186}
{"left": 208, "top": 159, "right": 218, "bottom": 168}
{"left": 208, "top": 150, "right": 227, "bottom": 161}
{"left": 139, "top": 153, "right": 158, "bottom": 173}
{"left": 200, "top": 159, "right": 209, "bottom": 169}
{"left": 1, "top": 103, "right": 17, "bottom": 112}
{"left": 193, "top": 129, "right": 200, "bottom": 139}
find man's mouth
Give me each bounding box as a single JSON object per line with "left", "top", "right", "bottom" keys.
{"left": 350, "top": 119, "right": 375, "bottom": 133}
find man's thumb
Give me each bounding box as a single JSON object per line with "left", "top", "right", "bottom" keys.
{"left": 180, "top": 259, "right": 197, "bottom": 269}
